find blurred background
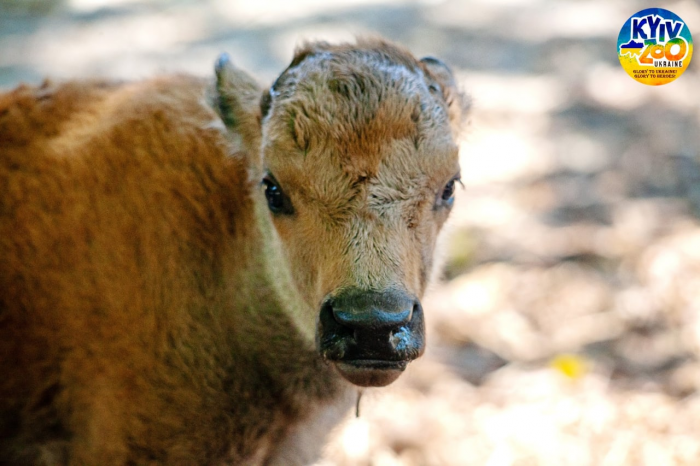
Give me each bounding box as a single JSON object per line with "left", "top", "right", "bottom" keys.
{"left": 2, "top": 0, "right": 700, "bottom": 464}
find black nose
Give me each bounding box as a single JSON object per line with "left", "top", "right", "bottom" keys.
{"left": 329, "top": 289, "right": 416, "bottom": 331}
{"left": 317, "top": 288, "right": 425, "bottom": 387}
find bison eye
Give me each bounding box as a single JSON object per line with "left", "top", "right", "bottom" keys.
{"left": 442, "top": 179, "right": 456, "bottom": 201}
{"left": 437, "top": 176, "right": 461, "bottom": 208}
{"left": 262, "top": 175, "right": 294, "bottom": 215}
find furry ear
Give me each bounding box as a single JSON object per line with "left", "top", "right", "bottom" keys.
{"left": 212, "top": 53, "right": 264, "bottom": 161}
{"left": 420, "top": 56, "right": 470, "bottom": 137}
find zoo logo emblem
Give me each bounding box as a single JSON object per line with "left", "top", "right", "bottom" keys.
{"left": 617, "top": 8, "right": 693, "bottom": 86}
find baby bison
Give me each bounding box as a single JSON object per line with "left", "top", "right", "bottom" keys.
{"left": 0, "top": 38, "right": 466, "bottom": 464}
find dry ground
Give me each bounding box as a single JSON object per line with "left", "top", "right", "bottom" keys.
{"left": 2, "top": 0, "right": 700, "bottom": 464}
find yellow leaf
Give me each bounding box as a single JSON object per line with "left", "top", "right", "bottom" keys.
{"left": 550, "top": 354, "right": 588, "bottom": 380}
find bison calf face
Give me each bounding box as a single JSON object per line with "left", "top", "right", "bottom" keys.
{"left": 256, "top": 41, "right": 464, "bottom": 387}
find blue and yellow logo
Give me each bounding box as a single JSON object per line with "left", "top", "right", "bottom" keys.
{"left": 618, "top": 8, "right": 693, "bottom": 85}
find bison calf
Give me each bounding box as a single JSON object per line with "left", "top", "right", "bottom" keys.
{"left": 0, "top": 38, "right": 466, "bottom": 465}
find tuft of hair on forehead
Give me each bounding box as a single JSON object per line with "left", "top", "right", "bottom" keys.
{"left": 262, "top": 36, "right": 468, "bottom": 136}
{"left": 290, "top": 36, "right": 422, "bottom": 73}
{"left": 261, "top": 37, "right": 467, "bottom": 180}
{"left": 262, "top": 37, "right": 426, "bottom": 118}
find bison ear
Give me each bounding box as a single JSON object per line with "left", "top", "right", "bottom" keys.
{"left": 419, "top": 56, "right": 470, "bottom": 137}
{"left": 212, "top": 53, "right": 264, "bottom": 160}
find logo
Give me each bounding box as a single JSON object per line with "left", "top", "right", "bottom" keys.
{"left": 617, "top": 8, "right": 693, "bottom": 85}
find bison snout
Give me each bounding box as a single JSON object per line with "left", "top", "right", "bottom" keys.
{"left": 317, "top": 289, "right": 425, "bottom": 387}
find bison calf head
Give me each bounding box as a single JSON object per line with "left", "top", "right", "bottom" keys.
{"left": 215, "top": 39, "right": 466, "bottom": 387}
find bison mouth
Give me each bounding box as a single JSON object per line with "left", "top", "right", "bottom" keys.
{"left": 317, "top": 289, "right": 425, "bottom": 387}
{"left": 333, "top": 360, "right": 409, "bottom": 387}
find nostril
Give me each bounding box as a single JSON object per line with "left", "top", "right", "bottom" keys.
{"left": 318, "top": 298, "right": 354, "bottom": 342}
{"left": 323, "top": 299, "right": 349, "bottom": 328}
{"left": 411, "top": 301, "right": 422, "bottom": 321}
{"left": 408, "top": 302, "right": 418, "bottom": 322}
{"left": 321, "top": 299, "right": 334, "bottom": 317}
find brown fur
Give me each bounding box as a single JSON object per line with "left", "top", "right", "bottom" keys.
{"left": 0, "top": 38, "right": 466, "bottom": 465}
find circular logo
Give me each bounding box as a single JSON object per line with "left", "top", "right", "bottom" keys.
{"left": 617, "top": 8, "right": 693, "bottom": 86}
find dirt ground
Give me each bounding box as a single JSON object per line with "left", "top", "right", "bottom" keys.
{"left": 2, "top": 0, "right": 700, "bottom": 464}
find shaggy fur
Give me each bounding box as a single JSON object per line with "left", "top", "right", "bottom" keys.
{"left": 0, "top": 38, "right": 466, "bottom": 464}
